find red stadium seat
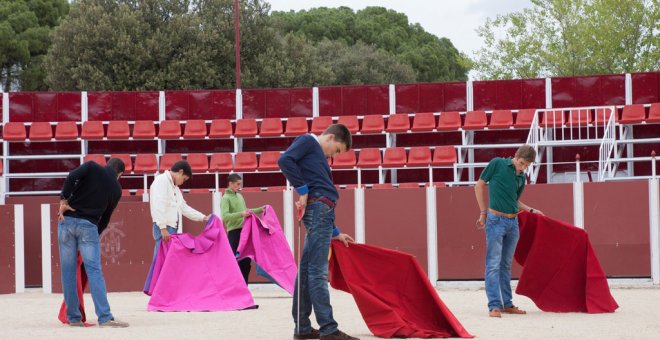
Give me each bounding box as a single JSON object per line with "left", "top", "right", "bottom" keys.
{"left": 183, "top": 120, "right": 207, "bottom": 139}
{"left": 107, "top": 121, "right": 130, "bottom": 139}
{"left": 132, "top": 120, "right": 156, "bottom": 139}
{"left": 284, "top": 117, "right": 309, "bottom": 136}
{"left": 2, "top": 122, "right": 27, "bottom": 141}
{"left": 55, "top": 121, "right": 78, "bottom": 140}
{"left": 28, "top": 122, "right": 53, "bottom": 141}
{"left": 332, "top": 150, "right": 356, "bottom": 169}
{"left": 382, "top": 147, "right": 407, "bottom": 168}
{"left": 360, "top": 115, "right": 385, "bottom": 134}
{"left": 83, "top": 154, "right": 106, "bottom": 166}
{"left": 158, "top": 120, "right": 182, "bottom": 139}
{"left": 568, "top": 109, "right": 591, "bottom": 126}
{"left": 160, "top": 153, "right": 182, "bottom": 172}
{"left": 432, "top": 146, "right": 457, "bottom": 166}
{"left": 258, "top": 151, "right": 281, "bottom": 171}
{"left": 594, "top": 108, "right": 617, "bottom": 126}
{"left": 436, "top": 111, "right": 461, "bottom": 131}
{"left": 134, "top": 154, "right": 158, "bottom": 174}
{"left": 489, "top": 110, "right": 514, "bottom": 129}
{"left": 311, "top": 116, "right": 333, "bottom": 134}
{"left": 234, "top": 119, "right": 258, "bottom": 138}
{"left": 357, "top": 148, "right": 381, "bottom": 168}
{"left": 209, "top": 119, "right": 233, "bottom": 138}
{"left": 234, "top": 152, "right": 258, "bottom": 172}
{"left": 259, "top": 118, "right": 283, "bottom": 137}
{"left": 122, "top": 189, "right": 132, "bottom": 196}
{"left": 407, "top": 146, "right": 432, "bottom": 166}
{"left": 386, "top": 114, "right": 410, "bottom": 133}
{"left": 514, "top": 109, "right": 536, "bottom": 128}
{"left": 541, "top": 110, "right": 565, "bottom": 127}
{"left": 647, "top": 103, "right": 660, "bottom": 123}
{"left": 0, "top": 159, "right": 3, "bottom": 175}
{"left": 620, "top": 104, "right": 646, "bottom": 124}
{"left": 411, "top": 112, "right": 436, "bottom": 132}
{"left": 81, "top": 121, "right": 104, "bottom": 139}
{"left": 463, "top": 111, "right": 487, "bottom": 130}
{"left": 337, "top": 116, "right": 359, "bottom": 133}
{"left": 110, "top": 154, "right": 133, "bottom": 172}
{"left": 187, "top": 153, "right": 209, "bottom": 173}
{"left": 209, "top": 153, "right": 233, "bottom": 172}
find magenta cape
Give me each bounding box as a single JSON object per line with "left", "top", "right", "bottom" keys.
{"left": 516, "top": 211, "right": 618, "bottom": 313}
{"left": 145, "top": 215, "right": 256, "bottom": 311}
{"left": 237, "top": 206, "right": 297, "bottom": 295}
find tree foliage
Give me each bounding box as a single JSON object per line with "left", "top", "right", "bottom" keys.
{"left": 473, "top": 0, "right": 659, "bottom": 79}
{"left": 0, "top": 0, "right": 69, "bottom": 91}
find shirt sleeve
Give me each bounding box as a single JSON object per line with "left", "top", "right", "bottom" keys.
{"left": 250, "top": 206, "right": 264, "bottom": 214}
{"left": 479, "top": 158, "right": 499, "bottom": 183}
{"left": 277, "top": 135, "right": 315, "bottom": 195}
{"left": 149, "top": 177, "right": 170, "bottom": 230}
{"left": 60, "top": 162, "right": 92, "bottom": 199}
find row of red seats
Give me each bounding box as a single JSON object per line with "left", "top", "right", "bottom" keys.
{"left": 2, "top": 104, "right": 657, "bottom": 141}
{"left": 85, "top": 146, "right": 457, "bottom": 175}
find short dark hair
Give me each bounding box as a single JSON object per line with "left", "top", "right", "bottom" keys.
{"left": 515, "top": 144, "right": 537, "bottom": 163}
{"left": 227, "top": 173, "right": 242, "bottom": 183}
{"left": 171, "top": 160, "right": 193, "bottom": 178}
{"left": 106, "top": 158, "right": 125, "bottom": 175}
{"left": 323, "top": 124, "right": 352, "bottom": 150}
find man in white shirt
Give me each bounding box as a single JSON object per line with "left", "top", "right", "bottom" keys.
{"left": 148, "top": 160, "right": 210, "bottom": 262}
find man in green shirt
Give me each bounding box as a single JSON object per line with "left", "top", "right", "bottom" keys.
{"left": 220, "top": 174, "right": 264, "bottom": 284}
{"left": 475, "top": 144, "right": 544, "bottom": 318}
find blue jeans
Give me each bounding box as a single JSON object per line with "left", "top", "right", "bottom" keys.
{"left": 58, "top": 216, "right": 113, "bottom": 323}
{"left": 484, "top": 212, "right": 520, "bottom": 311}
{"left": 292, "top": 201, "right": 338, "bottom": 336}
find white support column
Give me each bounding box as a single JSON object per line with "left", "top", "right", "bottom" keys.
{"left": 354, "top": 187, "right": 365, "bottom": 244}
{"left": 312, "top": 87, "right": 320, "bottom": 118}
{"left": 625, "top": 73, "right": 633, "bottom": 105}
{"left": 545, "top": 77, "right": 553, "bottom": 109}
{"left": 389, "top": 84, "right": 396, "bottom": 114}
{"left": 236, "top": 89, "right": 243, "bottom": 120}
{"left": 2, "top": 92, "right": 8, "bottom": 123}
{"left": 212, "top": 191, "right": 222, "bottom": 216}
{"left": 2, "top": 92, "right": 8, "bottom": 202}
{"left": 649, "top": 178, "right": 659, "bottom": 285}
{"left": 0, "top": 175, "right": 4, "bottom": 205}
{"left": 466, "top": 80, "right": 473, "bottom": 112}
{"left": 81, "top": 91, "right": 88, "bottom": 122}
{"left": 573, "top": 182, "right": 584, "bottom": 229}
{"left": 158, "top": 91, "right": 166, "bottom": 121}
{"left": 41, "top": 204, "right": 52, "bottom": 293}
{"left": 426, "top": 186, "right": 438, "bottom": 284}
{"left": 283, "top": 188, "right": 294, "bottom": 251}
{"left": 14, "top": 204, "right": 25, "bottom": 293}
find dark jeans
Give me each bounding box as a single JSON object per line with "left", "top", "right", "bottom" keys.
{"left": 228, "top": 228, "right": 251, "bottom": 284}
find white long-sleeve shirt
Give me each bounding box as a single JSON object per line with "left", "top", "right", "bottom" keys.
{"left": 149, "top": 171, "right": 205, "bottom": 230}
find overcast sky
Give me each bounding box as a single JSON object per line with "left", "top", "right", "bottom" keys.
{"left": 266, "top": 0, "right": 533, "bottom": 58}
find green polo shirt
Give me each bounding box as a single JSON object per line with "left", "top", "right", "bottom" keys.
{"left": 220, "top": 189, "right": 263, "bottom": 232}
{"left": 479, "top": 157, "right": 526, "bottom": 214}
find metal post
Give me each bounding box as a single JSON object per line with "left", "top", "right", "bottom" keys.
{"left": 573, "top": 154, "right": 584, "bottom": 229}
{"left": 355, "top": 186, "right": 365, "bottom": 244}
{"left": 14, "top": 204, "right": 25, "bottom": 293}
{"left": 234, "top": 0, "right": 241, "bottom": 89}
{"left": 649, "top": 151, "right": 659, "bottom": 285}
{"left": 41, "top": 204, "right": 52, "bottom": 293}
{"left": 426, "top": 185, "right": 438, "bottom": 284}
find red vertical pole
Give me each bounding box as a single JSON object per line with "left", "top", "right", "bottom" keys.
{"left": 234, "top": 0, "right": 241, "bottom": 89}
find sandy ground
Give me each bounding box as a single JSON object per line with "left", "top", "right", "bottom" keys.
{"left": 1, "top": 285, "right": 659, "bottom": 340}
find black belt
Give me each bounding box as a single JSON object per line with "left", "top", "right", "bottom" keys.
{"left": 307, "top": 196, "right": 336, "bottom": 208}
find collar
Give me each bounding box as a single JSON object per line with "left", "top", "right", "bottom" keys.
{"left": 165, "top": 170, "right": 175, "bottom": 187}
{"left": 225, "top": 189, "right": 237, "bottom": 195}
{"left": 508, "top": 157, "right": 525, "bottom": 176}
{"left": 310, "top": 134, "right": 320, "bottom": 144}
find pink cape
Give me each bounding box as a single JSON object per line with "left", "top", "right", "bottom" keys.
{"left": 237, "top": 206, "right": 297, "bottom": 295}
{"left": 146, "top": 215, "right": 256, "bottom": 311}
{"left": 516, "top": 211, "right": 619, "bottom": 313}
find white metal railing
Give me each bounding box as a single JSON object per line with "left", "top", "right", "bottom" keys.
{"left": 525, "top": 110, "right": 542, "bottom": 182}
{"left": 598, "top": 108, "right": 618, "bottom": 180}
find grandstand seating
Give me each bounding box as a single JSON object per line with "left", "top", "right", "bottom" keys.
{"left": 648, "top": 103, "right": 660, "bottom": 123}
{"left": 357, "top": 148, "right": 381, "bottom": 168}
{"left": 284, "top": 117, "right": 309, "bottom": 136}
{"left": 158, "top": 120, "right": 182, "bottom": 139}
{"left": 187, "top": 153, "right": 209, "bottom": 173}
{"left": 620, "top": 104, "right": 646, "bottom": 124}
{"left": 332, "top": 150, "right": 356, "bottom": 169}
{"left": 234, "top": 152, "right": 258, "bottom": 172}
{"left": 81, "top": 121, "right": 104, "bottom": 139}
{"left": 83, "top": 154, "right": 106, "bottom": 166}
{"left": 411, "top": 112, "right": 435, "bottom": 132}
{"left": 337, "top": 116, "right": 359, "bottom": 133}
{"left": 209, "top": 119, "right": 233, "bottom": 138}
{"left": 386, "top": 114, "right": 410, "bottom": 132}
{"left": 110, "top": 154, "right": 133, "bottom": 172}
{"left": 259, "top": 118, "right": 283, "bottom": 137}
{"left": 234, "top": 119, "right": 258, "bottom": 138}
{"left": 134, "top": 154, "right": 158, "bottom": 174}
{"left": 407, "top": 146, "right": 432, "bottom": 166}
{"left": 210, "top": 153, "right": 233, "bottom": 172}
{"left": 488, "top": 110, "right": 513, "bottom": 129}
{"left": 133, "top": 120, "right": 156, "bottom": 139}
{"left": 360, "top": 115, "right": 384, "bottom": 134}
{"left": 432, "top": 146, "right": 457, "bottom": 166}
{"left": 2, "top": 122, "right": 27, "bottom": 141}
{"left": 55, "top": 122, "right": 78, "bottom": 140}
{"left": 258, "top": 151, "right": 281, "bottom": 171}
{"left": 463, "top": 111, "right": 487, "bottom": 130}
{"left": 28, "top": 122, "right": 53, "bottom": 141}
{"left": 311, "top": 116, "right": 332, "bottom": 134}
{"left": 107, "top": 121, "right": 130, "bottom": 139}
{"left": 183, "top": 120, "right": 207, "bottom": 139}
{"left": 159, "top": 153, "right": 182, "bottom": 172}
{"left": 382, "top": 147, "right": 407, "bottom": 167}
{"left": 437, "top": 111, "right": 461, "bottom": 130}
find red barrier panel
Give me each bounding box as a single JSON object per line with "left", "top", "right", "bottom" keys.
{"left": 243, "top": 88, "right": 313, "bottom": 119}
{"left": 319, "top": 85, "right": 389, "bottom": 116}
{"left": 583, "top": 181, "right": 650, "bottom": 277}
{"left": 473, "top": 79, "right": 545, "bottom": 111}
{"left": 552, "top": 74, "right": 625, "bottom": 108}
{"left": 365, "top": 187, "right": 428, "bottom": 274}
{"left": 166, "top": 90, "right": 236, "bottom": 120}
{"left": 632, "top": 71, "right": 659, "bottom": 104}
{"left": 0, "top": 205, "right": 16, "bottom": 294}
{"left": 9, "top": 92, "right": 81, "bottom": 122}
{"left": 396, "top": 82, "right": 468, "bottom": 113}
{"left": 88, "top": 91, "right": 159, "bottom": 121}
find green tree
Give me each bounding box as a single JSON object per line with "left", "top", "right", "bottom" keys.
{"left": 0, "top": 0, "right": 68, "bottom": 91}
{"left": 474, "top": 0, "right": 659, "bottom": 79}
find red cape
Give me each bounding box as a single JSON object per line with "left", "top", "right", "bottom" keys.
{"left": 57, "top": 253, "right": 94, "bottom": 326}
{"left": 516, "top": 211, "right": 619, "bottom": 313}
{"left": 329, "top": 241, "right": 473, "bottom": 339}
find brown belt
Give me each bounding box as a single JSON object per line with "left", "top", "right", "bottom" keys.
{"left": 307, "top": 196, "right": 336, "bottom": 209}
{"left": 488, "top": 208, "right": 519, "bottom": 219}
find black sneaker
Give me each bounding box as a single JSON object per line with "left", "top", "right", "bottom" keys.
{"left": 320, "top": 329, "right": 360, "bottom": 340}
{"left": 294, "top": 327, "right": 321, "bottom": 339}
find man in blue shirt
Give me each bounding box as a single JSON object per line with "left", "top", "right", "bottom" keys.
{"left": 278, "top": 124, "right": 358, "bottom": 340}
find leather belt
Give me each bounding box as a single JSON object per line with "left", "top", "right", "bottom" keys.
{"left": 307, "top": 196, "right": 336, "bottom": 209}
{"left": 488, "top": 208, "right": 518, "bottom": 219}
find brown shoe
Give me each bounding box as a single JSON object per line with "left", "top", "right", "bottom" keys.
{"left": 320, "top": 329, "right": 360, "bottom": 340}
{"left": 69, "top": 321, "right": 85, "bottom": 327}
{"left": 99, "top": 319, "right": 129, "bottom": 328}
{"left": 502, "top": 306, "right": 526, "bottom": 314}
{"left": 488, "top": 309, "right": 502, "bottom": 318}
{"left": 294, "top": 328, "right": 320, "bottom": 339}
